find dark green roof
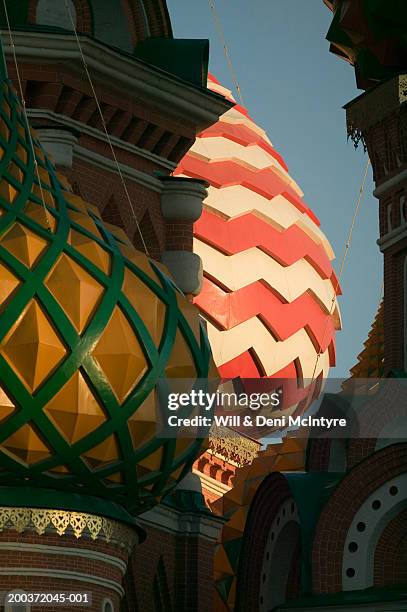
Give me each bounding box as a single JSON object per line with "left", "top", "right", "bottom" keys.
{"left": 134, "top": 38, "right": 209, "bottom": 88}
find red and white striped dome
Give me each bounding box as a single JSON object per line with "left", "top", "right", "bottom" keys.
{"left": 176, "top": 75, "right": 341, "bottom": 410}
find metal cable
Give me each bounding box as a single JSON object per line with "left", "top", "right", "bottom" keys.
{"left": 63, "top": 0, "right": 149, "bottom": 255}
{"left": 311, "top": 157, "right": 371, "bottom": 383}
{"left": 207, "top": 0, "right": 245, "bottom": 107}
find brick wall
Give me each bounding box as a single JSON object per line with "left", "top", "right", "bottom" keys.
{"left": 125, "top": 525, "right": 177, "bottom": 611}
{"left": 60, "top": 156, "right": 166, "bottom": 259}
{"left": 0, "top": 529, "right": 130, "bottom": 612}
{"left": 125, "top": 520, "right": 218, "bottom": 612}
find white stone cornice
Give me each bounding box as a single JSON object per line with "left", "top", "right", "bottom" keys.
{"left": 377, "top": 223, "right": 407, "bottom": 252}
{"left": 28, "top": 108, "right": 176, "bottom": 171}
{"left": 373, "top": 168, "right": 407, "bottom": 198}
{"left": 2, "top": 30, "right": 232, "bottom": 130}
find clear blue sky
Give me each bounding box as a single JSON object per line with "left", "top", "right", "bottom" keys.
{"left": 167, "top": 0, "right": 382, "bottom": 378}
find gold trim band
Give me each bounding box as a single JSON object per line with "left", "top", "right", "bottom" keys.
{"left": 0, "top": 507, "right": 137, "bottom": 551}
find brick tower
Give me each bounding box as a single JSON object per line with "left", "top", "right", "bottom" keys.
{"left": 325, "top": 0, "right": 407, "bottom": 373}
{"left": 345, "top": 77, "right": 407, "bottom": 372}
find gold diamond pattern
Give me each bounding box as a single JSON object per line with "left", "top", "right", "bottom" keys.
{"left": 165, "top": 328, "right": 197, "bottom": 379}
{"left": 0, "top": 223, "right": 48, "bottom": 268}
{"left": 104, "top": 472, "right": 123, "bottom": 484}
{"left": 68, "top": 210, "right": 102, "bottom": 238}
{"left": 1, "top": 300, "right": 67, "bottom": 391}
{"left": 69, "top": 229, "right": 110, "bottom": 274}
{"left": 24, "top": 202, "right": 57, "bottom": 232}
{"left": 44, "top": 371, "right": 106, "bottom": 444}
{"left": 64, "top": 192, "right": 89, "bottom": 213}
{"left": 0, "top": 387, "right": 15, "bottom": 424}
{"left": 137, "top": 447, "right": 162, "bottom": 473}
{"left": 0, "top": 263, "right": 19, "bottom": 311}
{"left": 0, "top": 161, "right": 23, "bottom": 203}
{"left": 82, "top": 433, "right": 120, "bottom": 468}
{"left": 31, "top": 184, "right": 55, "bottom": 207}
{"left": 176, "top": 293, "right": 201, "bottom": 344}
{"left": 0, "top": 178, "right": 18, "bottom": 203}
{"left": 122, "top": 267, "right": 165, "bottom": 347}
{"left": 93, "top": 307, "right": 148, "bottom": 403}
{"left": 2, "top": 423, "right": 51, "bottom": 465}
{"left": 46, "top": 254, "right": 104, "bottom": 333}
{"left": 127, "top": 391, "right": 157, "bottom": 450}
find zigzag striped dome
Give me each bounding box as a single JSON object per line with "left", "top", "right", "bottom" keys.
{"left": 176, "top": 75, "right": 341, "bottom": 420}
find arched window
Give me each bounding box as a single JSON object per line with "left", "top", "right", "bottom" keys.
{"left": 260, "top": 500, "right": 301, "bottom": 610}
{"left": 400, "top": 194, "right": 406, "bottom": 224}
{"left": 101, "top": 599, "right": 113, "bottom": 612}
{"left": 36, "top": 0, "right": 77, "bottom": 30}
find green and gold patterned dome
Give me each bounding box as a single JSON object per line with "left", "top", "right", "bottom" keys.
{"left": 0, "top": 57, "right": 214, "bottom": 516}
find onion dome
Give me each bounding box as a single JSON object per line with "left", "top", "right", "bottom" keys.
{"left": 0, "top": 71, "right": 213, "bottom": 516}
{"left": 176, "top": 75, "right": 341, "bottom": 429}
{"left": 324, "top": 0, "right": 407, "bottom": 89}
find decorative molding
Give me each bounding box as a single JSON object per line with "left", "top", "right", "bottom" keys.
{"left": 373, "top": 168, "right": 407, "bottom": 199}
{"left": 2, "top": 31, "right": 232, "bottom": 130}
{"left": 0, "top": 568, "right": 124, "bottom": 597}
{"left": 36, "top": 127, "right": 78, "bottom": 168}
{"left": 74, "top": 144, "right": 163, "bottom": 192}
{"left": 160, "top": 177, "right": 208, "bottom": 221}
{"left": 209, "top": 425, "right": 261, "bottom": 467}
{"left": 377, "top": 223, "right": 407, "bottom": 252}
{"left": 28, "top": 108, "right": 176, "bottom": 171}
{"left": 193, "top": 469, "right": 232, "bottom": 498}
{"left": 0, "top": 542, "right": 127, "bottom": 574}
{"left": 0, "top": 507, "right": 137, "bottom": 551}
{"left": 345, "top": 74, "right": 407, "bottom": 147}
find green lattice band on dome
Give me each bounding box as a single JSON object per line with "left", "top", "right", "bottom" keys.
{"left": 0, "top": 61, "right": 213, "bottom": 515}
